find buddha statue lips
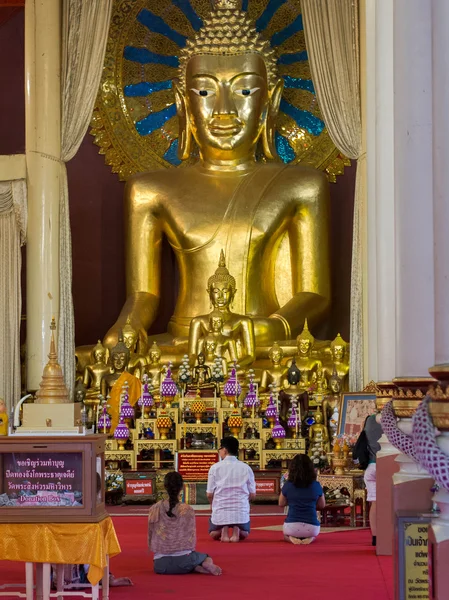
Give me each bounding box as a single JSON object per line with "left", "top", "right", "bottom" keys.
{"left": 104, "top": 1, "right": 330, "bottom": 352}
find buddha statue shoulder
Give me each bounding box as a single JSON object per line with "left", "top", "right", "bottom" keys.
{"left": 103, "top": 0, "right": 330, "bottom": 354}
{"left": 100, "top": 333, "right": 130, "bottom": 398}
{"left": 188, "top": 251, "right": 255, "bottom": 368}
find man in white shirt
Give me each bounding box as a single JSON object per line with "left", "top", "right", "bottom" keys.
{"left": 207, "top": 436, "right": 256, "bottom": 542}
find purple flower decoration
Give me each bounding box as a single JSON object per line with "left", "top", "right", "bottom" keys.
{"left": 287, "top": 405, "right": 298, "bottom": 429}
{"left": 161, "top": 367, "right": 178, "bottom": 397}
{"left": 114, "top": 415, "right": 129, "bottom": 441}
{"left": 120, "top": 392, "right": 135, "bottom": 420}
{"left": 224, "top": 368, "right": 242, "bottom": 398}
{"left": 272, "top": 416, "right": 286, "bottom": 440}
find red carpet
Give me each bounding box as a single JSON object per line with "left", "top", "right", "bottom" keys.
{"left": 0, "top": 516, "right": 393, "bottom": 599}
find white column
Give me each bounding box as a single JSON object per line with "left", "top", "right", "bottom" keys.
{"left": 365, "top": 0, "right": 397, "bottom": 383}
{"left": 25, "top": 0, "right": 61, "bottom": 390}
{"left": 432, "top": 0, "right": 449, "bottom": 367}
{"left": 393, "top": 0, "right": 435, "bottom": 377}
{"left": 365, "top": 0, "right": 435, "bottom": 382}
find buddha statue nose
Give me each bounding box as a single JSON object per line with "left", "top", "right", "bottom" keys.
{"left": 213, "top": 84, "right": 238, "bottom": 117}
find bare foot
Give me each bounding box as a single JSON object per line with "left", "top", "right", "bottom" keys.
{"left": 230, "top": 526, "right": 240, "bottom": 543}
{"left": 289, "top": 536, "right": 304, "bottom": 545}
{"left": 201, "top": 557, "right": 222, "bottom": 576}
{"left": 109, "top": 575, "right": 133, "bottom": 587}
{"left": 221, "top": 526, "right": 230, "bottom": 543}
{"left": 300, "top": 537, "right": 315, "bottom": 545}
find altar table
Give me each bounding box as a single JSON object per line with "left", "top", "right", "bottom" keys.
{"left": 0, "top": 517, "right": 120, "bottom": 599}
{"left": 318, "top": 473, "right": 366, "bottom": 527}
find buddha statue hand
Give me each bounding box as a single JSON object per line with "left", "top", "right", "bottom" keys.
{"left": 251, "top": 316, "right": 290, "bottom": 346}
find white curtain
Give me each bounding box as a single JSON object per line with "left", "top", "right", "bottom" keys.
{"left": 0, "top": 180, "right": 27, "bottom": 413}
{"left": 59, "top": 0, "right": 113, "bottom": 396}
{"left": 302, "top": 0, "right": 364, "bottom": 390}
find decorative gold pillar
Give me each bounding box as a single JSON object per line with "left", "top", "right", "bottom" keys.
{"left": 25, "top": 0, "right": 61, "bottom": 390}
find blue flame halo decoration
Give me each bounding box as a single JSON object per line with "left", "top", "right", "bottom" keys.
{"left": 91, "top": 0, "right": 348, "bottom": 181}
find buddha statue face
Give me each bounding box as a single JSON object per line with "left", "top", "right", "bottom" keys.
{"left": 330, "top": 377, "right": 341, "bottom": 394}
{"left": 205, "top": 338, "right": 217, "bottom": 355}
{"left": 148, "top": 342, "right": 162, "bottom": 365}
{"left": 184, "top": 53, "right": 271, "bottom": 163}
{"left": 330, "top": 334, "right": 347, "bottom": 362}
{"left": 123, "top": 330, "right": 137, "bottom": 351}
{"left": 210, "top": 315, "right": 223, "bottom": 333}
{"left": 269, "top": 342, "right": 283, "bottom": 365}
{"left": 93, "top": 348, "right": 105, "bottom": 364}
{"left": 111, "top": 351, "right": 127, "bottom": 372}
{"left": 298, "top": 338, "right": 312, "bottom": 356}
{"left": 315, "top": 412, "right": 323, "bottom": 425}
{"left": 209, "top": 282, "right": 234, "bottom": 309}
{"left": 197, "top": 353, "right": 206, "bottom": 366}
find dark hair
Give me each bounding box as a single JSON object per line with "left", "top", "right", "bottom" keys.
{"left": 220, "top": 436, "right": 239, "bottom": 455}
{"left": 164, "top": 471, "right": 183, "bottom": 518}
{"left": 288, "top": 454, "right": 317, "bottom": 488}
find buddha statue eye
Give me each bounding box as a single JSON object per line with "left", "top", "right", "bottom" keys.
{"left": 234, "top": 87, "right": 260, "bottom": 97}
{"left": 190, "top": 88, "right": 215, "bottom": 97}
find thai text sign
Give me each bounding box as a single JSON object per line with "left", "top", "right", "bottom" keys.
{"left": 177, "top": 452, "right": 218, "bottom": 481}
{"left": 1, "top": 452, "right": 83, "bottom": 507}
{"left": 125, "top": 479, "right": 153, "bottom": 496}
{"left": 397, "top": 516, "right": 430, "bottom": 600}
{"left": 256, "top": 480, "right": 277, "bottom": 495}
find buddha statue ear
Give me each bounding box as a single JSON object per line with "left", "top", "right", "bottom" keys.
{"left": 173, "top": 78, "right": 193, "bottom": 160}
{"left": 261, "top": 78, "right": 284, "bottom": 160}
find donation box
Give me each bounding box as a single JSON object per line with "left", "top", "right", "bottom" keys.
{"left": 0, "top": 435, "right": 108, "bottom": 523}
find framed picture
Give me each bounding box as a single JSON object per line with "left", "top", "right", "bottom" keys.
{"left": 338, "top": 393, "right": 377, "bottom": 436}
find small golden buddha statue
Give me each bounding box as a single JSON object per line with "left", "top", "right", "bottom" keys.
{"left": 197, "top": 314, "right": 237, "bottom": 365}
{"left": 122, "top": 317, "right": 147, "bottom": 378}
{"left": 191, "top": 353, "right": 212, "bottom": 387}
{"left": 188, "top": 251, "right": 255, "bottom": 368}
{"left": 83, "top": 340, "right": 110, "bottom": 403}
{"left": 143, "top": 341, "right": 164, "bottom": 391}
{"left": 260, "top": 341, "right": 289, "bottom": 409}
{"left": 308, "top": 410, "right": 330, "bottom": 456}
{"left": 203, "top": 336, "right": 228, "bottom": 377}
{"left": 322, "top": 369, "right": 342, "bottom": 443}
{"left": 103, "top": 0, "right": 330, "bottom": 353}
{"left": 288, "top": 319, "right": 321, "bottom": 389}
{"left": 100, "top": 333, "right": 130, "bottom": 398}
{"left": 324, "top": 333, "right": 349, "bottom": 390}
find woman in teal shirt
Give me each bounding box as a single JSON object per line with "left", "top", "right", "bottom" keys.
{"left": 279, "top": 454, "right": 325, "bottom": 545}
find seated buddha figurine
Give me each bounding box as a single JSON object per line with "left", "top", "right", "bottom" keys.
{"left": 323, "top": 367, "right": 342, "bottom": 436}
{"left": 260, "top": 341, "right": 289, "bottom": 408}
{"left": 188, "top": 252, "right": 255, "bottom": 368}
{"left": 100, "top": 333, "right": 130, "bottom": 399}
{"left": 324, "top": 333, "right": 350, "bottom": 390}
{"left": 143, "top": 341, "right": 164, "bottom": 392}
{"left": 308, "top": 410, "right": 330, "bottom": 456}
{"left": 203, "top": 336, "right": 228, "bottom": 378}
{"left": 103, "top": 0, "right": 330, "bottom": 354}
{"left": 287, "top": 319, "right": 322, "bottom": 390}
{"left": 83, "top": 340, "right": 110, "bottom": 403}
{"left": 122, "top": 317, "right": 147, "bottom": 379}
{"left": 196, "top": 313, "right": 237, "bottom": 365}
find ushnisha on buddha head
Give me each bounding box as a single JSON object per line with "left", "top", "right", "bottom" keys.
{"left": 173, "top": 0, "right": 283, "bottom": 165}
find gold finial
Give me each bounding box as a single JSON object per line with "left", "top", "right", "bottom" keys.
{"left": 35, "top": 319, "right": 70, "bottom": 405}
{"left": 213, "top": 0, "right": 242, "bottom": 9}
{"left": 207, "top": 250, "right": 236, "bottom": 291}
{"left": 297, "top": 318, "right": 314, "bottom": 345}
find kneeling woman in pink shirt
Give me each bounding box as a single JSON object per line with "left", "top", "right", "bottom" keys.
{"left": 148, "top": 472, "right": 222, "bottom": 575}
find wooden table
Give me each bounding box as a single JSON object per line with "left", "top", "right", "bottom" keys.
{"left": 0, "top": 518, "right": 120, "bottom": 600}
{"left": 318, "top": 473, "right": 366, "bottom": 527}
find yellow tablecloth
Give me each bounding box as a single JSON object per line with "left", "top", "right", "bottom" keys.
{"left": 0, "top": 517, "right": 121, "bottom": 585}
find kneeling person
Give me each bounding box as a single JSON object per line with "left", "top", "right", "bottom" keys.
{"left": 148, "top": 472, "right": 221, "bottom": 575}
{"left": 207, "top": 436, "right": 256, "bottom": 542}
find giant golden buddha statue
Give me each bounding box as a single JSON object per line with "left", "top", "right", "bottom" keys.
{"left": 104, "top": 0, "right": 330, "bottom": 355}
